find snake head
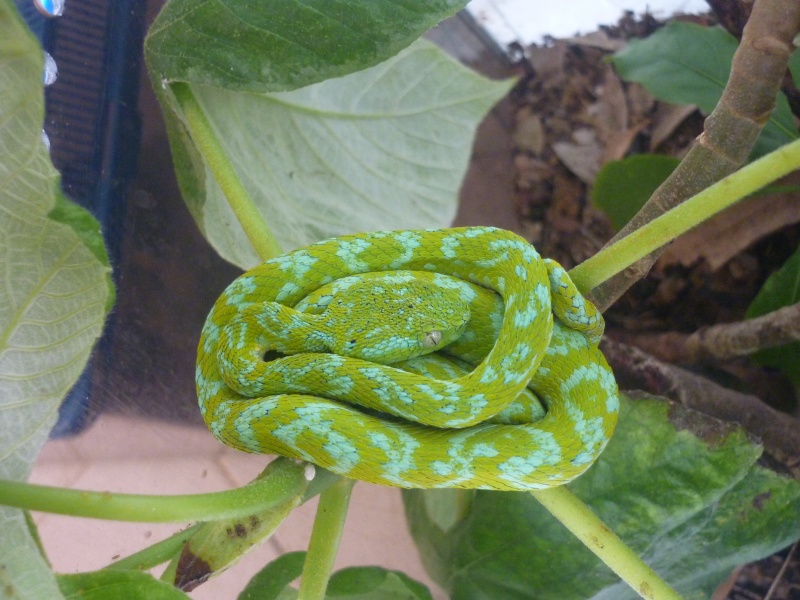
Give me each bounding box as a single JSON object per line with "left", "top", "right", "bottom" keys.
{"left": 315, "top": 271, "right": 471, "bottom": 365}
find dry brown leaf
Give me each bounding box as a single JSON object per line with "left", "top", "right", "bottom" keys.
{"left": 563, "top": 31, "right": 626, "bottom": 52}
{"left": 513, "top": 154, "right": 553, "bottom": 191}
{"left": 590, "top": 64, "right": 629, "bottom": 144}
{"left": 526, "top": 42, "right": 568, "bottom": 87}
{"left": 626, "top": 81, "right": 657, "bottom": 123}
{"left": 552, "top": 128, "right": 603, "bottom": 184}
{"left": 513, "top": 107, "right": 545, "bottom": 154}
{"left": 650, "top": 102, "right": 698, "bottom": 150}
{"left": 603, "top": 123, "right": 647, "bottom": 163}
{"left": 548, "top": 173, "right": 584, "bottom": 232}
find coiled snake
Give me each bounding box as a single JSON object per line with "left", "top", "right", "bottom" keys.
{"left": 197, "top": 227, "right": 618, "bottom": 491}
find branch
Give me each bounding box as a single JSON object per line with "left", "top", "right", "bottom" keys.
{"left": 0, "top": 457, "right": 308, "bottom": 523}
{"left": 568, "top": 139, "right": 800, "bottom": 293}
{"left": 297, "top": 478, "right": 355, "bottom": 600}
{"left": 531, "top": 486, "right": 682, "bottom": 600}
{"left": 589, "top": 0, "right": 800, "bottom": 311}
{"left": 601, "top": 339, "right": 800, "bottom": 478}
{"left": 612, "top": 302, "right": 800, "bottom": 364}
{"left": 170, "top": 82, "right": 283, "bottom": 261}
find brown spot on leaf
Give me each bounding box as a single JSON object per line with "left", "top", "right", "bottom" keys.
{"left": 226, "top": 523, "right": 248, "bottom": 538}
{"left": 752, "top": 490, "right": 772, "bottom": 510}
{"left": 174, "top": 545, "right": 213, "bottom": 592}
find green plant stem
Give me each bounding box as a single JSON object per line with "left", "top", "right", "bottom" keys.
{"left": 170, "top": 81, "right": 282, "bottom": 261}
{"left": 108, "top": 524, "right": 203, "bottom": 571}
{"left": 570, "top": 137, "right": 800, "bottom": 294}
{"left": 107, "top": 469, "right": 340, "bottom": 582}
{"left": 531, "top": 486, "right": 682, "bottom": 600}
{"left": 297, "top": 478, "right": 355, "bottom": 600}
{"left": 0, "top": 458, "right": 306, "bottom": 523}
{"left": 160, "top": 555, "right": 180, "bottom": 586}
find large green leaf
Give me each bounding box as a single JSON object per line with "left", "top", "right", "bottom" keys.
{"left": 238, "top": 551, "right": 304, "bottom": 600}
{"left": 611, "top": 21, "right": 797, "bottom": 158}
{"left": 789, "top": 47, "right": 800, "bottom": 89}
{"left": 746, "top": 246, "right": 800, "bottom": 385}
{"left": 325, "top": 566, "right": 433, "bottom": 599}
{"left": 403, "top": 394, "right": 800, "bottom": 600}
{"left": 590, "top": 154, "right": 680, "bottom": 230}
{"left": 58, "top": 570, "right": 189, "bottom": 600}
{"left": 163, "top": 39, "right": 512, "bottom": 267}
{"left": 0, "top": 2, "right": 113, "bottom": 599}
{"left": 146, "top": 0, "right": 468, "bottom": 93}
{"left": 238, "top": 551, "right": 433, "bottom": 600}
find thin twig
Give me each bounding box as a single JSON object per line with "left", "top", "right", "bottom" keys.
{"left": 763, "top": 540, "right": 798, "bottom": 600}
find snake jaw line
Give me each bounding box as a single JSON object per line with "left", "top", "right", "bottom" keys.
{"left": 198, "top": 227, "right": 619, "bottom": 491}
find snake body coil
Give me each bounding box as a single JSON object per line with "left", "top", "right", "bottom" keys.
{"left": 197, "top": 227, "right": 618, "bottom": 491}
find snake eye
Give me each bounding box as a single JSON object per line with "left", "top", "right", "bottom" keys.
{"left": 422, "top": 331, "right": 443, "bottom": 348}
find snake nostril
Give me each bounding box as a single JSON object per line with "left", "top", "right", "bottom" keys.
{"left": 262, "top": 349, "right": 283, "bottom": 363}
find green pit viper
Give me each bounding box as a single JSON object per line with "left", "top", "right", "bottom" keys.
{"left": 197, "top": 227, "right": 618, "bottom": 491}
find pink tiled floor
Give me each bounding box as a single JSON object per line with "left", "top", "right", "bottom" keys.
{"left": 30, "top": 414, "right": 446, "bottom": 599}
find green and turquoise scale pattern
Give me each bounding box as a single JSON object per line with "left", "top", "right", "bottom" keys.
{"left": 196, "top": 227, "right": 619, "bottom": 491}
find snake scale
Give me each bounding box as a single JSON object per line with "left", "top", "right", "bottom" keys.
{"left": 197, "top": 227, "right": 619, "bottom": 491}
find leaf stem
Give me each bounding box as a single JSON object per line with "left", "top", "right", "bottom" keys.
{"left": 0, "top": 458, "right": 306, "bottom": 523}
{"left": 570, "top": 137, "right": 800, "bottom": 294}
{"left": 170, "top": 82, "right": 282, "bottom": 261}
{"left": 297, "top": 478, "right": 355, "bottom": 600}
{"left": 107, "top": 524, "right": 203, "bottom": 571}
{"left": 530, "top": 486, "right": 682, "bottom": 600}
